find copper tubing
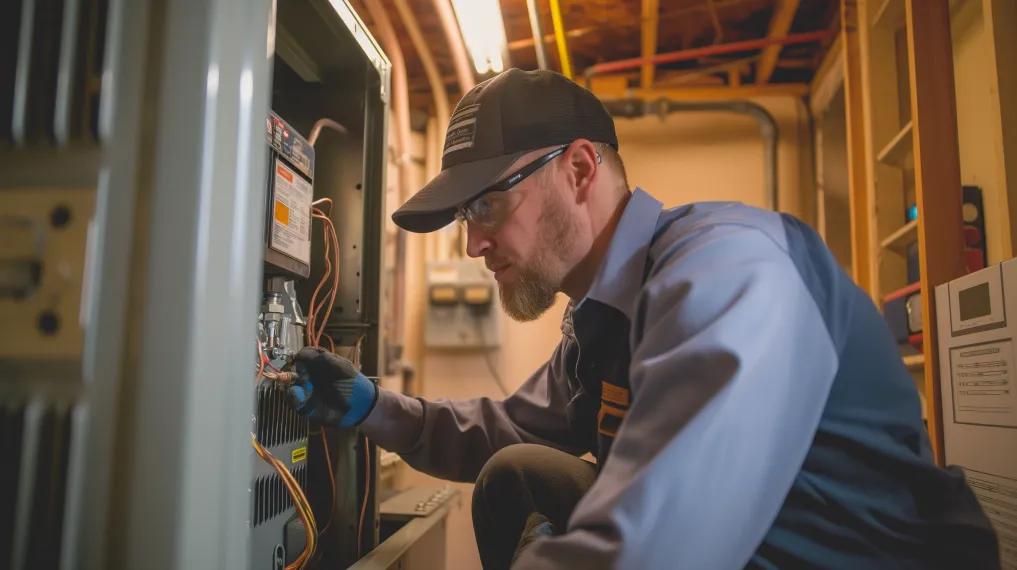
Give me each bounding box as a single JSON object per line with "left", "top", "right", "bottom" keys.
{"left": 432, "top": 0, "right": 475, "bottom": 96}
{"left": 363, "top": 0, "right": 412, "bottom": 347}
{"left": 392, "top": 0, "right": 451, "bottom": 133}
{"left": 525, "top": 0, "right": 549, "bottom": 70}
{"left": 262, "top": 370, "right": 298, "bottom": 384}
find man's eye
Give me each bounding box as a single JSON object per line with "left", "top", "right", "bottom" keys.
{"left": 472, "top": 197, "right": 494, "bottom": 218}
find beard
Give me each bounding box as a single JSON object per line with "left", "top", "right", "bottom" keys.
{"left": 498, "top": 189, "right": 577, "bottom": 321}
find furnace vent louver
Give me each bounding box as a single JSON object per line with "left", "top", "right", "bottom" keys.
{"left": 0, "top": 401, "right": 75, "bottom": 570}
{"left": 252, "top": 464, "right": 308, "bottom": 528}
{"left": 1, "top": 0, "right": 109, "bottom": 146}
{"left": 256, "top": 383, "right": 309, "bottom": 449}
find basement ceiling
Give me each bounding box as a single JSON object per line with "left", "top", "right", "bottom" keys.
{"left": 350, "top": 0, "right": 839, "bottom": 107}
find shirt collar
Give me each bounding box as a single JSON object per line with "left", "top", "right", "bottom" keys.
{"left": 574, "top": 188, "right": 663, "bottom": 322}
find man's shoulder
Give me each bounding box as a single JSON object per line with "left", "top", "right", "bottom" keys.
{"left": 650, "top": 201, "right": 790, "bottom": 259}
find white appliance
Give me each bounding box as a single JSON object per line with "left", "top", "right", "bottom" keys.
{"left": 936, "top": 259, "right": 1017, "bottom": 566}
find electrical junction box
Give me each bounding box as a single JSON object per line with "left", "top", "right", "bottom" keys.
{"left": 264, "top": 111, "right": 314, "bottom": 279}
{"left": 425, "top": 259, "right": 500, "bottom": 348}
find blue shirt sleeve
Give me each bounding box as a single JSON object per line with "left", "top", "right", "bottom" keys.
{"left": 514, "top": 223, "right": 840, "bottom": 568}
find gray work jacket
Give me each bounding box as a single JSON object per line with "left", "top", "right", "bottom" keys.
{"left": 362, "top": 188, "right": 997, "bottom": 568}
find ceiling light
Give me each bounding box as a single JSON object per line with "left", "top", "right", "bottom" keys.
{"left": 450, "top": 0, "right": 508, "bottom": 74}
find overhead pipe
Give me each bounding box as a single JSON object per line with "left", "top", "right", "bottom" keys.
{"left": 585, "top": 29, "right": 834, "bottom": 79}
{"left": 392, "top": 0, "right": 451, "bottom": 132}
{"left": 548, "top": 0, "right": 574, "bottom": 78}
{"left": 392, "top": 0, "right": 451, "bottom": 371}
{"left": 432, "top": 0, "right": 475, "bottom": 96}
{"left": 525, "top": 0, "right": 549, "bottom": 70}
{"left": 364, "top": 0, "right": 412, "bottom": 363}
{"left": 603, "top": 98, "right": 780, "bottom": 211}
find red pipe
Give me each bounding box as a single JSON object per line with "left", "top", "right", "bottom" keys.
{"left": 585, "top": 29, "right": 835, "bottom": 77}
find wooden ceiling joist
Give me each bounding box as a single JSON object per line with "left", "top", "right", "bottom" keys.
{"left": 641, "top": 0, "right": 661, "bottom": 87}
{"left": 756, "top": 0, "right": 802, "bottom": 84}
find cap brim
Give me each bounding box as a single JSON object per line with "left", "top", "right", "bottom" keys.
{"left": 392, "top": 151, "right": 526, "bottom": 233}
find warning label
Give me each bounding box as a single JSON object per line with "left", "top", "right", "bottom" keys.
{"left": 270, "top": 159, "right": 312, "bottom": 265}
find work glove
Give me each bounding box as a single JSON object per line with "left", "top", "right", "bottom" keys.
{"left": 287, "top": 347, "right": 378, "bottom": 428}
{"left": 512, "top": 512, "right": 556, "bottom": 565}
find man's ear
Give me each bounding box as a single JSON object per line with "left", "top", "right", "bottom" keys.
{"left": 565, "top": 139, "right": 599, "bottom": 204}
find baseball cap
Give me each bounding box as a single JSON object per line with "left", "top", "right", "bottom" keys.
{"left": 391, "top": 68, "right": 618, "bottom": 233}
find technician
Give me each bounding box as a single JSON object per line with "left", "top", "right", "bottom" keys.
{"left": 288, "top": 69, "right": 998, "bottom": 569}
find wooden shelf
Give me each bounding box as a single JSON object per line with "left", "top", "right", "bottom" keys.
{"left": 872, "top": 0, "right": 905, "bottom": 29}
{"left": 880, "top": 220, "right": 919, "bottom": 253}
{"left": 876, "top": 121, "right": 914, "bottom": 168}
{"left": 903, "top": 354, "right": 925, "bottom": 369}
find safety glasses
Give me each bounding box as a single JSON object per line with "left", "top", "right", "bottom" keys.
{"left": 454, "top": 145, "right": 568, "bottom": 232}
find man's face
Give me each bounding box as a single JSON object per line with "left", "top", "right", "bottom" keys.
{"left": 465, "top": 151, "right": 580, "bottom": 321}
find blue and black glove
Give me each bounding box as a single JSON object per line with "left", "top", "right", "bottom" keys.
{"left": 287, "top": 347, "right": 378, "bottom": 428}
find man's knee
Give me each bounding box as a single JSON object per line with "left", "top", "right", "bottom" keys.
{"left": 474, "top": 444, "right": 547, "bottom": 501}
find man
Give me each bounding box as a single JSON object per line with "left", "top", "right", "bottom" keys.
{"left": 288, "top": 69, "right": 998, "bottom": 568}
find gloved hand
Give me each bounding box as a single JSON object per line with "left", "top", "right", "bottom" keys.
{"left": 287, "top": 347, "right": 378, "bottom": 428}
{"left": 512, "top": 512, "right": 556, "bottom": 564}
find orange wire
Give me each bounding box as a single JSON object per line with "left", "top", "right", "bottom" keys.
{"left": 307, "top": 209, "right": 334, "bottom": 345}
{"left": 308, "top": 209, "right": 341, "bottom": 347}
{"left": 307, "top": 207, "right": 331, "bottom": 343}
{"left": 356, "top": 435, "right": 371, "bottom": 558}
{"left": 258, "top": 199, "right": 348, "bottom": 563}
{"left": 318, "top": 220, "right": 340, "bottom": 347}
{"left": 308, "top": 210, "right": 341, "bottom": 348}
{"left": 256, "top": 340, "right": 266, "bottom": 381}
{"left": 319, "top": 429, "right": 337, "bottom": 535}
{"left": 252, "top": 436, "right": 316, "bottom": 569}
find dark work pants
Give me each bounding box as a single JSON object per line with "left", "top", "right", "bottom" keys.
{"left": 472, "top": 444, "right": 598, "bottom": 570}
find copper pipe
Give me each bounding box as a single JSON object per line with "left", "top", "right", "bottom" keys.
{"left": 363, "top": 0, "right": 412, "bottom": 348}
{"left": 525, "top": 0, "right": 549, "bottom": 69}
{"left": 432, "top": 0, "right": 475, "bottom": 96}
{"left": 392, "top": 0, "right": 450, "bottom": 132}
{"left": 585, "top": 30, "right": 834, "bottom": 78}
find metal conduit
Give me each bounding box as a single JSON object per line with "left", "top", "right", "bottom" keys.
{"left": 603, "top": 98, "right": 780, "bottom": 211}
{"left": 525, "top": 0, "right": 549, "bottom": 70}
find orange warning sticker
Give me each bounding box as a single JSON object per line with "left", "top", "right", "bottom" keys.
{"left": 274, "top": 200, "right": 290, "bottom": 225}
{"left": 276, "top": 163, "right": 293, "bottom": 182}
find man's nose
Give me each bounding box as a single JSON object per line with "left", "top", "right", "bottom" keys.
{"left": 465, "top": 222, "right": 492, "bottom": 258}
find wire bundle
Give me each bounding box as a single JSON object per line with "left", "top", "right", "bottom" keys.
{"left": 251, "top": 434, "right": 318, "bottom": 569}
{"left": 307, "top": 198, "right": 341, "bottom": 349}
{"left": 254, "top": 194, "right": 375, "bottom": 564}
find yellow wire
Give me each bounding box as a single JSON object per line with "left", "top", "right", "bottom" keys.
{"left": 252, "top": 435, "right": 317, "bottom": 568}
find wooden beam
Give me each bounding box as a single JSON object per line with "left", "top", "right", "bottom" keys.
{"left": 906, "top": 0, "right": 966, "bottom": 466}
{"left": 728, "top": 68, "right": 741, "bottom": 87}
{"left": 983, "top": 0, "right": 1017, "bottom": 259}
{"left": 508, "top": 0, "right": 760, "bottom": 52}
{"left": 809, "top": 32, "right": 843, "bottom": 115}
{"left": 641, "top": 0, "right": 661, "bottom": 87}
{"left": 756, "top": 0, "right": 802, "bottom": 84}
{"left": 840, "top": 1, "right": 873, "bottom": 299}
{"left": 591, "top": 83, "right": 809, "bottom": 102}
